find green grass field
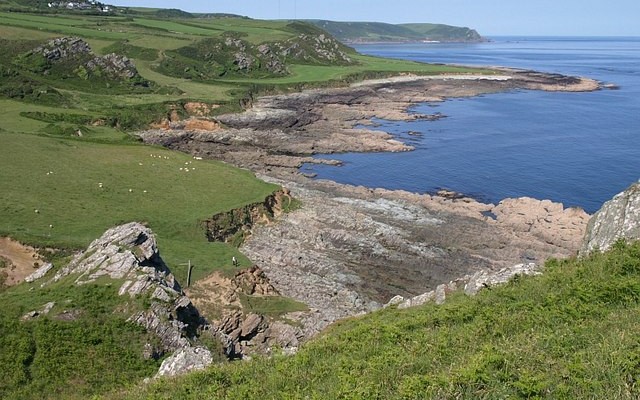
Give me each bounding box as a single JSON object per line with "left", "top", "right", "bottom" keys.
{"left": 0, "top": 132, "right": 278, "bottom": 282}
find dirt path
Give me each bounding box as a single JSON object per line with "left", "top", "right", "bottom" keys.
{"left": 0, "top": 237, "right": 42, "bottom": 286}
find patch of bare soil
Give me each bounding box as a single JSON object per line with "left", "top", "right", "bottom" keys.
{"left": 0, "top": 237, "right": 43, "bottom": 286}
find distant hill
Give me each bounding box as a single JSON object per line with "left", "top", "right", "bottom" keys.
{"left": 308, "top": 20, "right": 484, "bottom": 43}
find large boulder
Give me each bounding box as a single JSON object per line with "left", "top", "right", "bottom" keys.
{"left": 581, "top": 182, "right": 640, "bottom": 255}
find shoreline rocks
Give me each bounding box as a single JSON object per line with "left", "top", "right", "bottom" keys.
{"left": 138, "top": 69, "right": 601, "bottom": 178}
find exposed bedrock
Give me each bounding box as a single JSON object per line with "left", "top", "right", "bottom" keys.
{"left": 241, "top": 178, "right": 589, "bottom": 336}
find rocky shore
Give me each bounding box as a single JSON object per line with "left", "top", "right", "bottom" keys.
{"left": 138, "top": 69, "right": 601, "bottom": 348}
{"left": 139, "top": 69, "right": 599, "bottom": 179}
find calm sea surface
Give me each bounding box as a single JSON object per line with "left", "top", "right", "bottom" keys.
{"left": 304, "top": 37, "right": 640, "bottom": 213}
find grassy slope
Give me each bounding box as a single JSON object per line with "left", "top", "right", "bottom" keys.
{"left": 0, "top": 269, "right": 164, "bottom": 400}
{"left": 112, "top": 241, "right": 640, "bottom": 400}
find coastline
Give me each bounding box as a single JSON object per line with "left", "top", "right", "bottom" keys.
{"left": 139, "top": 68, "right": 600, "bottom": 340}
{"left": 139, "top": 68, "right": 600, "bottom": 179}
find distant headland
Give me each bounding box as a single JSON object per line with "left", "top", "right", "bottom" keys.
{"left": 307, "top": 20, "right": 485, "bottom": 44}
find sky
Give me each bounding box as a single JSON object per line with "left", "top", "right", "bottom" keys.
{"left": 112, "top": 0, "right": 640, "bottom": 36}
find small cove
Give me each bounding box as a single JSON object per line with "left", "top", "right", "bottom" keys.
{"left": 303, "top": 37, "right": 640, "bottom": 213}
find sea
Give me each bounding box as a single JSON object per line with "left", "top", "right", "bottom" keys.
{"left": 303, "top": 37, "right": 640, "bottom": 213}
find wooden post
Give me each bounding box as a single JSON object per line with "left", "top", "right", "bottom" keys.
{"left": 186, "top": 260, "right": 193, "bottom": 288}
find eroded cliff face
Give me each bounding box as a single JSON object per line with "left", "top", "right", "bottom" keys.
{"left": 581, "top": 182, "right": 640, "bottom": 255}
{"left": 202, "top": 189, "right": 292, "bottom": 244}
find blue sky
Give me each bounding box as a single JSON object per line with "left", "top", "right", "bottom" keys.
{"left": 113, "top": 0, "right": 640, "bottom": 36}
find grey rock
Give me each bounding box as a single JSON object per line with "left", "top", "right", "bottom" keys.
{"left": 31, "top": 37, "right": 91, "bottom": 62}
{"left": 434, "top": 284, "right": 447, "bottom": 305}
{"left": 44, "top": 222, "right": 205, "bottom": 355}
{"left": 384, "top": 295, "right": 405, "bottom": 308}
{"left": 85, "top": 53, "right": 139, "bottom": 79}
{"left": 21, "top": 301, "right": 55, "bottom": 320}
{"left": 581, "top": 182, "right": 640, "bottom": 255}
{"left": 463, "top": 263, "right": 540, "bottom": 296}
{"left": 156, "top": 346, "right": 214, "bottom": 378}
{"left": 391, "top": 263, "right": 540, "bottom": 310}
{"left": 25, "top": 262, "right": 53, "bottom": 283}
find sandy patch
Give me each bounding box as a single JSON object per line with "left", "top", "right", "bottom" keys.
{"left": 0, "top": 237, "right": 43, "bottom": 286}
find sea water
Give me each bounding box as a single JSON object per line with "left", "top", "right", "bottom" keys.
{"left": 303, "top": 37, "right": 640, "bottom": 213}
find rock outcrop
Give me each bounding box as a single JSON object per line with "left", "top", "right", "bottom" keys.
{"left": 24, "top": 262, "right": 53, "bottom": 283}
{"left": 581, "top": 182, "right": 640, "bottom": 255}
{"left": 25, "top": 37, "right": 145, "bottom": 82}
{"left": 385, "top": 263, "right": 541, "bottom": 309}
{"left": 187, "top": 266, "right": 304, "bottom": 358}
{"left": 31, "top": 37, "right": 91, "bottom": 61}
{"left": 45, "top": 222, "right": 207, "bottom": 355}
{"left": 156, "top": 346, "right": 214, "bottom": 378}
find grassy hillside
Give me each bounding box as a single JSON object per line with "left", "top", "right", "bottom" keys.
{"left": 401, "top": 23, "right": 483, "bottom": 42}
{"left": 0, "top": 275, "right": 163, "bottom": 400}
{"left": 309, "top": 20, "right": 484, "bottom": 43}
{"left": 110, "top": 241, "right": 640, "bottom": 399}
